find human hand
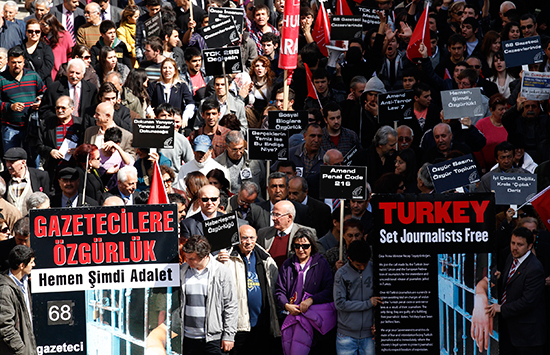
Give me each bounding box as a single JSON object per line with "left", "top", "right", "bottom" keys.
{"left": 418, "top": 43, "right": 428, "bottom": 58}
{"left": 471, "top": 293, "right": 492, "bottom": 352}
{"left": 461, "top": 117, "right": 471, "bottom": 128}
{"left": 106, "top": 164, "right": 119, "bottom": 175}
{"left": 370, "top": 296, "right": 383, "bottom": 306}
{"left": 506, "top": 207, "right": 515, "bottom": 222}
{"left": 103, "top": 140, "right": 120, "bottom": 152}
{"left": 494, "top": 270, "right": 501, "bottom": 280}
{"left": 376, "top": 10, "right": 386, "bottom": 23}
{"left": 385, "top": 27, "right": 397, "bottom": 42}
{"left": 148, "top": 152, "right": 160, "bottom": 163}
{"left": 335, "top": 260, "right": 344, "bottom": 270}
{"left": 188, "top": 20, "right": 196, "bottom": 31}
{"left": 485, "top": 303, "right": 501, "bottom": 318}
{"left": 399, "top": 22, "right": 412, "bottom": 39}
{"left": 221, "top": 340, "right": 234, "bottom": 352}
{"left": 366, "top": 101, "right": 378, "bottom": 116}
{"left": 546, "top": 276, "right": 550, "bottom": 286}
{"left": 50, "top": 149, "right": 64, "bottom": 160}
{"left": 217, "top": 249, "right": 230, "bottom": 263}
{"left": 516, "top": 96, "right": 527, "bottom": 111}
{"left": 31, "top": 98, "right": 41, "bottom": 110}
{"left": 285, "top": 303, "right": 301, "bottom": 316}
{"left": 299, "top": 297, "right": 313, "bottom": 314}
{"left": 239, "top": 82, "right": 253, "bottom": 98}
{"left": 10, "top": 102, "right": 25, "bottom": 112}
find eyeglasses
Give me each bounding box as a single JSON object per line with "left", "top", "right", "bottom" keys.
{"left": 201, "top": 197, "right": 219, "bottom": 202}
{"left": 0, "top": 227, "right": 9, "bottom": 233}
{"left": 293, "top": 243, "right": 311, "bottom": 250}
{"left": 398, "top": 136, "right": 412, "bottom": 142}
{"left": 81, "top": 55, "right": 91, "bottom": 59}
{"left": 27, "top": 30, "right": 41, "bottom": 34}
{"left": 238, "top": 198, "right": 252, "bottom": 207}
{"left": 56, "top": 106, "right": 70, "bottom": 110}
{"left": 241, "top": 236, "right": 256, "bottom": 241}
{"left": 271, "top": 212, "right": 289, "bottom": 219}
{"left": 520, "top": 24, "right": 534, "bottom": 30}
{"left": 163, "top": 178, "right": 172, "bottom": 184}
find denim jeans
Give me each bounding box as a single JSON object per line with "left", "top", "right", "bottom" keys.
{"left": 336, "top": 333, "right": 374, "bottom": 355}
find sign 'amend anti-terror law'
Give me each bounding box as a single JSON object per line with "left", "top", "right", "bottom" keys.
{"left": 268, "top": 110, "right": 308, "bottom": 135}
{"left": 319, "top": 165, "right": 367, "bottom": 200}
{"left": 204, "top": 213, "right": 240, "bottom": 251}
{"left": 330, "top": 16, "right": 363, "bottom": 40}
{"left": 247, "top": 129, "right": 288, "bottom": 161}
{"left": 428, "top": 154, "right": 479, "bottom": 193}
{"left": 502, "top": 36, "right": 544, "bottom": 68}
{"left": 203, "top": 46, "right": 243, "bottom": 76}
{"left": 378, "top": 90, "right": 414, "bottom": 125}
{"left": 441, "top": 88, "right": 485, "bottom": 119}
{"left": 132, "top": 118, "right": 174, "bottom": 149}
{"left": 202, "top": 17, "right": 240, "bottom": 48}
{"left": 491, "top": 173, "right": 537, "bottom": 205}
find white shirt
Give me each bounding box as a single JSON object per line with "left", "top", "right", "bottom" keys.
{"left": 62, "top": 5, "right": 74, "bottom": 30}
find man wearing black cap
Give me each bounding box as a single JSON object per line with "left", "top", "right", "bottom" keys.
{"left": 1, "top": 147, "right": 52, "bottom": 216}
{"left": 51, "top": 167, "right": 98, "bottom": 207}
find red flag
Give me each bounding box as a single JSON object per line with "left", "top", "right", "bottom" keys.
{"left": 312, "top": 2, "right": 330, "bottom": 57}
{"left": 444, "top": 68, "right": 451, "bottom": 81}
{"left": 531, "top": 185, "right": 550, "bottom": 230}
{"left": 148, "top": 161, "right": 169, "bottom": 205}
{"left": 278, "top": 0, "right": 301, "bottom": 70}
{"left": 406, "top": 5, "right": 431, "bottom": 62}
{"left": 336, "top": 0, "right": 353, "bottom": 16}
{"left": 304, "top": 63, "right": 323, "bottom": 108}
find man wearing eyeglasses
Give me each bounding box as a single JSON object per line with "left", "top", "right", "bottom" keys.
{"left": 226, "top": 181, "right": 262, "bottom": 220}
{"left": 181, "top": 185, "right": 224, "bottom": 238}
{"left": 519, "top": 14, "right": 541, "bottom": 39}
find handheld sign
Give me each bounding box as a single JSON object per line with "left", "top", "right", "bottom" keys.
{"left": 204, "top": 213, "right": 240, "bottom": 251}
{"left": 377, "top": 91, "right": 414, "bottom": 125}
{"left": 144, "top": 13, "right": 162, "bottom": 38}
{"left": 319, "top": 165, "right": 367, "bottom": 200}
{"left": 521, "top": 71, "right": 550, "bottom": 100}
{"left": 491, "top": 173, "right": 537, "bottom": 205}
{"left": 202, "top": 17, "right": 240, "bottom": 48}
{"left": 330, "top": 16, "right": 363, "bottom": 40}
{"left": 441, "top": 88, "right": 484, "bottom": 119}
{"left": 247, "top": 129, "right": 289, "bottom": 161}
{"left": 428, "top": 154, "right": 479, "bottom": 193}
{"left": 342, "top": 145, "right": 359, "bottom": 166}
{"left": 132, "top": 118, "right": 175, "bottom": 149}
{"left": 357, "top": 7, "right": 381, "bottom": 30}
{"left": 208, "top": 7, "right": 244, "bottom": 34}
{"left": 502, "top": 36, "right": 544, "bottom": 68}
{"left": 268, "top": 110, "right": 308, "bottom": 135}
{"left": 203, "top": 46, "right": 243, "bottom": 76}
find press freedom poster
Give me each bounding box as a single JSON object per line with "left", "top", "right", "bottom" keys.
{"left": 30, "top": 204, "right": 181, "bottom": 355}
{"left": 372, "top": 193, "right": 497, "bottom": 354}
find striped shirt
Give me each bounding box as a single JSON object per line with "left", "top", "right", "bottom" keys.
{"left": 184, "top": 262, "right": 210, "bottom": 339}
{"left": 0, "top": 68, "right": 46, "bottom": 126}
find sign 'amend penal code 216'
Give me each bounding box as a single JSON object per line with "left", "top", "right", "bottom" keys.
{"left": 247, "top": 129, "right": 288, "bottom": 161}
{"left": 319, "top": 165, "right": 367, "bottom": 200}
{"left": 203, "top": 46, "right": 243, "bottom": 76}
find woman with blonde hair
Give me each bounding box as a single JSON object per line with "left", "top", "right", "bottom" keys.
{"left": 117, "top": 5, "right": 140, "bottom": 68}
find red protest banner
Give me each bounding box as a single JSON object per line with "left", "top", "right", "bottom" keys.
{"left": 278, "top": 0, "right": 300, "bottom": 70}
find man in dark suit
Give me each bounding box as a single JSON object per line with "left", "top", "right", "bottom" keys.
{"left": 226, "top": 181, "right": 263, "bottom": 221}
{"left": 105, "top": 166, "right": 139, "bottom": 205}
{"left": 486, "top": 227, "right": 546, "bottom": 355}
{"left": 181, "top": 185, "right": 224, "bottom": 238}
{"left": 95, "top": 0, "right": 123, "bottom": 25}
{"left": 54, "top": 0, "right": 86, "bottom": 42}
{"left": 40, "top": 59, "right": 98, "bottom": 119}
{"left": 51, "top": 167, "right": 98, "bottom": 207}
{"left": 288, "top": 176, "right": 332, "bottom": 239}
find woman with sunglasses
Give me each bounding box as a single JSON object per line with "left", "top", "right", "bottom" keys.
{"left": 0, "top": 217, "right": 10, "bottom": 241}
{"left": 39, "top": 13, "right": 73, "bottom": 81}
{"left": 19, "top": 19, "right": 54, "bottom": 86}
{"left": 184, "top": 171, "right": 209, "bottom": 217}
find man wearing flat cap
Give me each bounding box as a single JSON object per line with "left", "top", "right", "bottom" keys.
{"left": 1, "top": 147, "right": 52, "bottom": 216}
{"left": 51, "top": 167, "right": 98, "bottom": 208}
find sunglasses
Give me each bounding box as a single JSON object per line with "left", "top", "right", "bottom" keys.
{"left": 201, "top": 197, "right": 219, "bottom": 202}
{"left": 81, "top": 55, "right": 91, "bottom": 59}
{"left": 471, "top": 65, "right": 481, "bottom": 69}
{"left": 520, "top": 24, "right": 534, "bottom": 30}
{"left": 293, "top": 243, "right": 311, "bottom": 250}
{"left": 398, "top": 136, "right": 412, "bottom": 142}
{"left": 0, "top": 227, "right": 8, "bottom": 233}
{"left": 454, "top": 11, "right": 464, "bottom": 16}
{"left": 27, "top": 30, "right": 41, "bottom": 34}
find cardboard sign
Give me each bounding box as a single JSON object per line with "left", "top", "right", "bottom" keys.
{"left": 342, "top": 145, "right": 359, "bottom": 166}
{"left": 247, "top": 129, "right": 289, "bottom": 161}
{"left": 203, "top": 213, "right": 240, "bottom": 251}
{"left": 491, "top": 173, "right": 537, "bottom": 205}
{"left": 377, "top": 90, "right": 414, "bottom": 125}
{"left": 428, "top": 154, "right": 479, "bottom": 193}
{"left": 132, "top": 118, "right": 175, "bottom": 149}
{"left": 209, "top": 7, "right": 244, "bottom": 34}
{"left": 330, "top": 16, "right": 363, "bottom": 40}
{"left": 268, "top": 110, "right": 308, "bottom": 135}
{"left": 521, "top": 70, "right": 550, "bottom": 100}
{"left": 202, "top": 17, "right": 240, "bottom": 48}
{"left": 357, "top": 7, "right": 381, "bottom": 30}
{"left": 502, "top": 36, "right": 544, "bottom": 68}
{"left": 203, "top": 46, "right": 243, "bottom": 76}
{"left": 144, "top": 13, "right": 162, "bottom": 38}
{"left": 319, "top": 165, "right": 367, "bottom": 200}
{"left": 441, "top": 88, "right": 485, "bottom": 119}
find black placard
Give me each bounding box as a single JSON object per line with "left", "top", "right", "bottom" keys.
{"left": 202, "top": 17, "right": 240, "bottom": 48}
{"left": 144, "top": 13, "right": 162, "bottom": 38}
{"left": 203, "top": 46, "right": 243, "bottom": 76}
{"left": 342, "top": 145, "right": 359, "bottom": 166}
{"left": 428, "top": 154, "right": 480, "bottom": 193}
{"left": 132, "top": 118, "right": 175, "bottom": 148}
{"left": 490, "top": 173, "right": 537, "bottom": 205}
{"left": 319, "top": 165, "right": 367, "bottom": 200}
{"left": 208, "top": 7, "right": 244, "bottom": 34}
{"left": 441, "top": 88, "right": 485, "bottom": 119}
{"left": 330, "top": 16, "right": 363, "bottom": 40}
{"left": 377, "top": 90, "right": 414, "bottom": 124}
{"left": 247, "top": 129, "right": 289, "bottom": 161}
{"left": 357, "top": 7, "right": 381, "bottom": 30}
{"left": 268, "top": 110, "right": 308, "bottom": 135}
{"left": 203, "top": 213, "right": 240, "bottom": 251}
{"left": 502, "top": 36, "right": 544, "bottom": 68}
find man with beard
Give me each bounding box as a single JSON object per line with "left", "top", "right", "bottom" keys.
{"left": 288, "top": 123, "right": 325, "bottom": 178}
{"left": 321, "top": 102, "right": 362, "bottom": 157}
{"left": 422, "top": 123, "right": 472, "bottom": 164}
{"left": 352, "top": 126, "right": 397, "bottom": 185}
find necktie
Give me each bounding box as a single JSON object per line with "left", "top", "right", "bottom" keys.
{"left": 501, "top": 258, "right": 519, "bottom": 304}
{"left": 101, "top": 10, "right": 106, "bottom": 21}
{"left": 73, "top": 86, "right": 79, "bottom": 115}
{"left": 66, "top": 12, "right": 75, "bottom": 44}
{"left": 66, "top": 196, "right": 73, "bottom": 208}
{"left": 332, "top": 199, "right": 341, "bottom": 212}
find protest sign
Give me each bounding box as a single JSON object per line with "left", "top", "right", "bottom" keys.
{"left": 132, "top": 118, "right": 174, "bottom": 149}
{"left": 204, "top": 213, "right": 240, "bottom": 251}
{"left": 278, "top": 0, "right": 300, "bottom": 70}
{"left": 441, "top": 88, "right": 485, "bottom": 119}
{"left": 208, "top": 7, "right": 244, "bottom": 33}
{"left": 357, "top": 7, "right": 381, "bottom": 30}
{"left": 247, "top": 129, "right": 289, "bottom": 161}
{"left": 342, "top": 145, "right": 359, "bottom": 166}
{"left": 521, "top": 70, "right": 550, "bottom": 100}
{"left": 491, "top": 173, "right": 537, "bottom": 205}
{"left": 319, "top": 165, "right": 367, "bottom": 200}
{"left": 144, "top": 13, "right": 162, "bottom": 38}
{"left": 428, "top": 154, "right": 479, "bottom": 193}
{"left": 203, "top": 46, "right": 243, "bottom": 76}
{"left": 202, "top": 17, "right": 240, "bottom": 48}
{"left": 502, "top": 36, "right": 544, "bottom": 68}
{"left": 31, "top": 205, "right": 180, "bottom": 355}
{"left": 268, "top": 110, "right": 308, "bottom": 135}
{"left": 330, "top": 16, "right": 363, "bottom": 40}
{"left": 377, "top": 90, "right": 414, "bottom": 125}
{"left": 373, "top": 193, "right": 496, "bottom": 355}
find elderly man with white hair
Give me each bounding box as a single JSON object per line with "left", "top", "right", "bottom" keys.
{"left": 0, "top": 4, "right": 23, "bottom": 49}
{"left": 77, "top": 2, "right": 102, "bottom": 48}
{"left": 105, "top": 166, "right": 138, "bottom": 205}
{"left": 3, "top": 1, "right": 25, "bottom": 35}
{"left": 40, "top": 58, "right": 98, "bottom": 118}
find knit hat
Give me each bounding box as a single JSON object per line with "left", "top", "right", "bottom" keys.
{"left": 360, "top": 76, "right": 387, "bottom": 104}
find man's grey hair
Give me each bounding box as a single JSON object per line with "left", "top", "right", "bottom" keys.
{"left": 500, "top": 1, "right": 515, "bottom": 13}
{"left": 26, "top": 192, "right": 50, "bottom": 211}
{"left": 418, "top": 162, "right": 434, "bottom": 189}
{"left": 240, "top": 180, "right": 259, "bottom": 196}
{"left": 350, "top": 76, "right": 367, "bottom": 89}
{"left": 105, "top": 71, "right": 123, "bottom": 84}
{"left": 226, "top": 130, "right": 244, "bottom": 145}
{"left": 4, "top": 1, "right": 18, "bottom": 10}
{"left": 289, "top": 176, "right": 308, "bottom": 192}
{"left": 67, "top": 58, "right": 86, "bottom": 73}
{"left": 373, "top": 126, "right": 397, "bottom": 146}
{"left": 268, "top": 171, "right": 289, "bottom": 186}
{"left": 57, "top": 95, "right": 74, "bottom": 108}
{"left": 86, "top": 2, "right": 100, "bottom": 13}
{"left": 0, "top": 176, "right": 5, "bottom": 196}
{"left": 281, "top": 201, "right": 296, "bottom": 219}
{"left": 0, "top": 48, "right": 8, "bottom": 57}
{"left": 397, "top": 125, "right": 414, "bottom": 138}
{"left": 13, "top": 217, "right": 29, "bottom": 237}
{"left": 433, "top": 123, "right": 452, "bottom": 137}
{"left": 35, "top": 0, "right": 51, "bottom": 7}
{"left": 117, "top": 166, "right": 138, "bottom": 183}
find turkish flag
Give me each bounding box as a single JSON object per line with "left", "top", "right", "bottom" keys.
{"left": 148, "top": 161, "right": 169, "bottom": 205}
{"left": 312, "top": 2, "right": 330, "bottom": 57}
{"left": 531, "top": 185, "right": 550, "bottom": 230}
{"left": 406, "top": 5, "right": 431, "bottom": 62}
{"left": 336, "top": 0, "right": 353, "bottom": 16}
